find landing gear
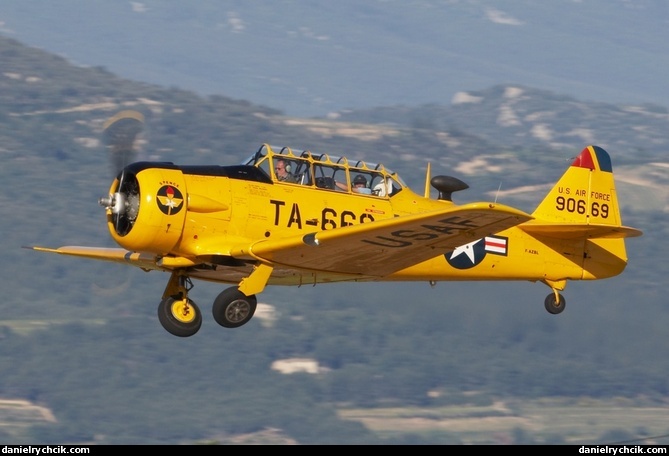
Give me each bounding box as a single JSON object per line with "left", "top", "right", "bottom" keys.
{"left": 158, "top": 272, "right": 202, "bottom": 337}
{"left": 158, "top": 296, "right": 202, "bottom": 337}
{"left": 544, "top": 292, "right": 566, "bottom": 315}
{"left": 157, "top": 271, "right": 261, "bottom": 336}
{"left": 212, "top": 286, "right": 257, "bottom": 328}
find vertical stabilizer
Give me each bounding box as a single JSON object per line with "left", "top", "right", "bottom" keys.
{"left": 532, "top": 145, "right": 621, "bottom": 227}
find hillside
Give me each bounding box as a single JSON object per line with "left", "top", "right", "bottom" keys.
{"left": 4, "top": 1, "right": 669, "bottom": 117}
{"left": 1, "top": 35, "right": 667, "bottom": 445}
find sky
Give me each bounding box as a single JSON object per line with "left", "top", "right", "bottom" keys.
{"left": 2, "top": 0, "right": 669, "bottom": 117}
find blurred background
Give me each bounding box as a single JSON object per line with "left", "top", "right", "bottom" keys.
{"left": 0, "top": 1, "right": 667, "bottom": 445}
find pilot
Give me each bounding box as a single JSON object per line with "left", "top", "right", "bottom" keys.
{"left": 275, "top": 159, "right": 297, "bottom": 183}
{"left": 351, "top": 175, "right": 372, "bottom": 194}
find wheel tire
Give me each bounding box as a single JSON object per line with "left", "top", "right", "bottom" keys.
{"left": 212, "top": 287, "right": 257, "bottom": 328}
{"left": 158, "top": 296, "right": 202, "bottom": 337}
{"left": 544, "top": 293, "right": 566, "bottom": 315}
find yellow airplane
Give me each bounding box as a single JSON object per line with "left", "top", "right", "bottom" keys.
{"left": 26, "top": 144, "right": 642, "bottom": 337}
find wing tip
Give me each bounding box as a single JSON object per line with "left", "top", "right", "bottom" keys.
{"left": 22, "top": 245, "right": 48, "bottom": 252}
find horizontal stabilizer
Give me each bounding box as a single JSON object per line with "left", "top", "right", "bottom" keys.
{"left": 521, "top": 222, "right": 643, "bottom": 240}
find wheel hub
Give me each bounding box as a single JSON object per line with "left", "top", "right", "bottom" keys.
{"left": 171, "top": 299, "right": 196, "bottom": 324}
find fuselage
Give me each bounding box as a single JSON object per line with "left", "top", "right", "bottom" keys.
{"left": 101, "top": 145, "right": 628, "bottom": 290}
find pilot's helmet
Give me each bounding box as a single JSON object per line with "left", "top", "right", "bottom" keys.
{"left": 353, "top": 175, "right": 367, "bottom": 186}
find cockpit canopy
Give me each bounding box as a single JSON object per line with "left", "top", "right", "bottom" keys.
{"left": 243, "top": 144, "right": 405, "bottom": 197}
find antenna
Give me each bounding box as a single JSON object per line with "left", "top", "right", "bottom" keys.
{"left": 494, "top": 182, "right": 502, "bottom": 204}
{"left": 424, "top": 162, "right": 431, "bottom": 198}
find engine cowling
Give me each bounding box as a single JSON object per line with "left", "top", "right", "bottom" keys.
{"left": 99, "top": 162, "right": 187, "bottom": 255}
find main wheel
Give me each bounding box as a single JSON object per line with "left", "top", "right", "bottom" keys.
{"left": 544, "top": 293, "right": 566, "bottom": 315}
{"left": 212, "top": 287, "right": 257, "bottom": 328}
{"left": 158, "top": 296, "right": 202, "bottom": 337}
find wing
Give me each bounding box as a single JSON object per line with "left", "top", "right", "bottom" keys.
{"left": 24, "top": 246, "right": 165, "bottom": 271}
{"left": 26, "top": 202, "right": 532, "bottom": 279}
{"left": 234, "top": 202, "right": 533, "bottom": 277}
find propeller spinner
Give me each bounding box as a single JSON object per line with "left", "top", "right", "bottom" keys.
{"left": 99, "top": 168, "right": 141, "bottom": 236}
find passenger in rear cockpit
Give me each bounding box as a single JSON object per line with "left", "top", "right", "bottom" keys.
{"left": 351, "top": 175, "right": 372, "bottom": 194}
{"left": 335, "top": 174, "right": 372, "bottom": 193}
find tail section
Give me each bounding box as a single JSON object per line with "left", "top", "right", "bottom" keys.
{"left": 526, "top": 145, "right": 641, "bottom": 239}
{"left": 522, "top": 145, "right": 642, "bottom": 280}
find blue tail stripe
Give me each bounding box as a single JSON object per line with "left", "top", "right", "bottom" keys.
{"left": 592, "top": 145, "right": 613, "bottom": 172}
